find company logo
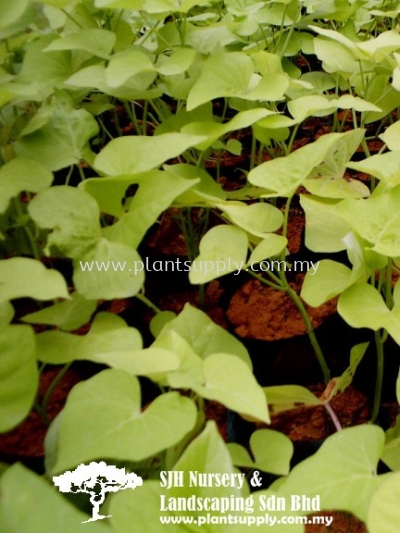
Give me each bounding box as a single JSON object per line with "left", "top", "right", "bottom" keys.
{"left": 53, "top": 461, "right": 143, "bottom": 523}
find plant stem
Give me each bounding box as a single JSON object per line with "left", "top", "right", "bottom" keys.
{"left": 250, "top": 134, "right": 257, "bottom": 170}
{"left": 62, "top": 9, "right": 83, "bottom": 28}
{"left": 274, "top": 3, "right": 289, "bottom": 55}
{"left": 112, "top": 105, "right": 123, "bottom": 137}
{"left": 278, "top": 8, "right": 301, "bottom": 59}
{"left": 216, "top": 150, "right": 221, "bottom": 181}
{"left": 248, "top": 269, "right": 286, "bottom": 291}
{"left": 14, "top": 199, "right": 41, "bottom": 260}
{"left": 285, "top": 283, "right": 330, "bottom": 383}
{"left": 287, "top": 124, "right": 300, "bottom": 154}
{"left": 325, "top": 402, "right": 342, "bottom": 431}
{"left": 137, "top": 16, "right": 164, "bottom": 47}
{"left": 371, "top": 330, "right": 384, "bottom": 423}
{"left": 65, "top": 165, "right": 74, "bottom": 185}
{"left": 142, "top": 100, "right": 149, "bottom": 135}
{"left": 358, "top": 60, "right": 366, "bottom": 96}
{"left": 77, "top": 164, "right": 86, "bottom": 182}
{"left": 338, "top": 109, "right": 350, "bottom": 132}
{"left": 112, "top": 9, "right": 124, "bottom": 33}
{"left": 123, "top": 101, "right": 141, "bottom": 134}
{"left": 386, "top": 259, "right": 393, "bottom": 310}
{"left": 257, "top": 143, "right": 265, "bottom": 165}
{"left": 41, "top": 363, "right": 72, "bottom": 425}
{"left": 282, "top": 195, "right": 292, "bottom": 240}
{"left": 135, "top": 293, "right": 161, "bottom": 314}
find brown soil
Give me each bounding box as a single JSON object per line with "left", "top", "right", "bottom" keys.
{"left": 205, "top": 400, "right": 228, "bottom": 441}
{"left": 305, "top": 511, "right": 367, "bottom": 533}
{"left": 227, "top": 277, "right": 337, "bottom": 341}
{"left": 146, "top": 208, "right": 188, "bottom": 256}
{"left": 285, "top": 207, "right": 304, "bottom": 255}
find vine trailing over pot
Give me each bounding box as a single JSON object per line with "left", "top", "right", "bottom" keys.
{"left": 1, "top": 0, "right": 400, "bottom": 531}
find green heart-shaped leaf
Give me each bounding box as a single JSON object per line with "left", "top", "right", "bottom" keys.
{"left": 53, "top": 369, "right": 197, "bottom": 473}
{"left": 189, "top": 225, "right": 248, "bottom": 284}
{"left": 276, "top": 425, "right": 384, "bottom": 521}
{"left": 0, "top": 325, "right": 38, "bottom": 432}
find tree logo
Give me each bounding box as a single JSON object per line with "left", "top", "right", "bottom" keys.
{"left": 53, "top": 461, "right": 143, "bottom": 523}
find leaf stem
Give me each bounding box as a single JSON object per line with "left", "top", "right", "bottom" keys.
{"left": 274, "top": 4, "right": 289, "bottom": 55}
{"left": 371, "top": 330, "right": 384, "bottom": 423}
{"left": 282, "top": 194, "right": 292, "bottom": 240}
{"left": 324, "top": 401, "right": 342, "bottom": 431}
{"left": 62, "top": 9, "right": 84, "bottom": 29}
{"left": 142, "top": 100, "right": 149, "bottom": 135}
{"left": 14, "top": 199, "right": 40, "bottom": 260}
{"left": 41, "top": 362, "right": 72, "bottom": 425}
{"left": 286, "top": 124, "right": 300, "bottom": 154}
{"left": 278, "top": 8, "right": 301, "bottom": 59}
{"left": 284, "top": 282, "right": 330, "bottom": 383}
{"left": 77, "top": 164, "right": 86, "bottom": 182}
{"left": 386, "top": 259, "right": 393, "bottom": 310}
{"left": 123, "top": 101, "right": 141, "bottom": 134}
{"left": 135, "top": 293, "right": 161, "bottom": 314}
{"left": 250, "top": 134, "right": 257, "bottom": 170}
{"left": 248, "top": 269, "right": 286, "bottom": 291}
